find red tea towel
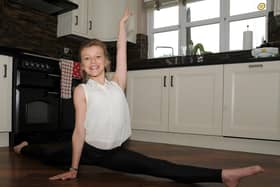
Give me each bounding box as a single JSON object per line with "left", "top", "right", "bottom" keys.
{"left": 59, "top": 59, "right": 73, "bottom": 99}
{"left": 72, "top": 61, "right": 81, "bottom": 79}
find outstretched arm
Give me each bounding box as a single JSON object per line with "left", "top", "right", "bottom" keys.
{"left": 49, "top": 85, "right": 86, "bottom": 180}
{"left": 112, "top": 8, "right": 131, "bottom": 91}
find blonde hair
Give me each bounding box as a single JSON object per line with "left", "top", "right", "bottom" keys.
{"left": 79, "top": 39, "right": 111, "bottom": 82}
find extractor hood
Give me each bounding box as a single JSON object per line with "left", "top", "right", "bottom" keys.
{"left": 8, "top": 0, "right": 78, "bottom": 15}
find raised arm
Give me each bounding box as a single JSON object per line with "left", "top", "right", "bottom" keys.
{"left": 112, "top": 8, "right": 131, "bottom": 90}
{"left": 49, "top": 85, "right": 86, "bottom": 180}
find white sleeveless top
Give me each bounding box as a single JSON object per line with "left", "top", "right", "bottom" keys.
{"left": 81, "top": 79, "right": 131, "bottom": 150}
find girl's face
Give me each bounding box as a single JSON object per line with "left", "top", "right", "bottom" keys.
{"left": 80, "top": 45, "right": 107, "bottom": 79}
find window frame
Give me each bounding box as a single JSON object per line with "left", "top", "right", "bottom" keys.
{"left": 147, "top": 6, "right": 181, "bottom": 58}
{"left": 147, "top": 0, "right": 272, "bottom": 58}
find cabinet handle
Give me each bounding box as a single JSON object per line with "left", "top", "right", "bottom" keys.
{"left": 248, "top": 64, "right": 263, "bottom": 68}
{"left": 89, "top": 20, "right": 93, "bottom": 30}
{"left": 3, "top": 64, "right": 7, "bottom": 78}
{"left": 75, "top": 16, "right": 78, "bottom": 25}
{"left": 163, "top": 75, "right": 167, "bottom": 87}
{"left": 171, "top": 75, "right": 174, "bottom": 87}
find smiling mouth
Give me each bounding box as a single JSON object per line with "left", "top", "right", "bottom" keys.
{"left": 89, "top": 64, "right": 99, "bottom": 71}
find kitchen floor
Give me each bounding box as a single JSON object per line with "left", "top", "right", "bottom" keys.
{"left": 0, "top": 140, "right": 279, "bottom": 187}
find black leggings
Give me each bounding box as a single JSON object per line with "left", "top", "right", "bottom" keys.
{"left": 21, "top": 141, "right": 222, "bottom": 184}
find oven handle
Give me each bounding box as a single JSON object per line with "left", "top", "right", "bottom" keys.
{"left": 47, "top": 74, "right": 60, "bottom": 77}
{"left": 47, "top": 91, "right": 60, "bottom": 95}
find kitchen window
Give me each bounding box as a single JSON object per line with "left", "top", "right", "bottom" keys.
{"left": 149, "top": 5, "right": 179, "bottom": 57}
{"left": 146, "top": 0, "right": 272, "bottom": 58}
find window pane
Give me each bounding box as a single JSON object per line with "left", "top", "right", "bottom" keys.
{"left": 154, "top": 6, "right": 178, "bottom": 29}
{"left": 230, "top": 17, "right": 265, "bottom": 51}
{"left": 230, "top": 0, "right": 267, "bottom": 16}
{"left": 189, "top": 24, "right": 219, "bottom": 53}
{"left": 154, "top": 30, "right": 178, "bottom": 58}
{"left": 186, "top": 0, "right": 219, "bottom": 22}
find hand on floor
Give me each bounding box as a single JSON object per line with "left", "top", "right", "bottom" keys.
{"left": 49, "top": 170, "right": 77, "bottom": 180}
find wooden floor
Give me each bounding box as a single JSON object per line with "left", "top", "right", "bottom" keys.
{"left": 0, "top": 140, "right": 279, "bottom": 187}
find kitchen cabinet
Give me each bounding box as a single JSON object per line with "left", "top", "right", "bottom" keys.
{"left": 0, "top": 55, "right": 12, "bottom": 146}
{"left": 127, "top": 65, "right": 223, "bottom": 135}
{"left": 57, "top": 0, "right": 92, "bottom": 39}
{"left": 127, "top": 69, "right": 169, "bottom": 131}
{"left": 57, "top": 0, "right": 137, "bottom": 43}
{"left": 274, "top": 0, "right": 280, "bottom": 15}
{"left": 223, "top": 61, "right": 280, "bottom": 140}
{"left": 128, "top": 61, "right": 280, "bottom": 155}
{"left": 169, "top": 66, "right": 223, "bottom": 135}
{"left": 90, "top": 0, "right": 137, "bottom": 43}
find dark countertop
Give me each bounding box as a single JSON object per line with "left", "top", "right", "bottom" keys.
{"left": 0, "top": 46, "right": 58, "bottom": 59}
{"left": 1, "top": 46, "right": 280, "bottom": 71}
{"left": 127, "top": 50, "right": 280, "bottom": 71}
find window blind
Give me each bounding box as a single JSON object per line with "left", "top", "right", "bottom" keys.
{"left": 144, "top": 0, "right": 204, "bottom": 10}
{"left": 144, "top": 0, "right": 179, "bottom": 10}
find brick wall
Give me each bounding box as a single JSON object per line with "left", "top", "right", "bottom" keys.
{"left": 0, "top": 0, "right": 147, "bottom": 65}
{"left": 0, "top": 0, "right": 86, "bottom": 60}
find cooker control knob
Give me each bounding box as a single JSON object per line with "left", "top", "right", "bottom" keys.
{"left": 24, "top": 61, "right": 29, "bottom": 67}
{"left": 22, "top": 60, "right": 30, "bottom": 69}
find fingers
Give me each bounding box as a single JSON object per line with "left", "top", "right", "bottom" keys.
{"left": 49, "top": 171, "right": 77, "bottom": 181}
{"left": 49, "top": 175, "right": 72, "bottom": 180}
{"left": 121, "top": 7, "right": 132, "bottom": 23}
{"left": 49, "top": 175, "right": 61, "bottom": 180}
{"left": 49, "top": 174, "right": 65, "bottom": 180}
{"left": 123, "top": 7, "right": 129, "bottom": 17}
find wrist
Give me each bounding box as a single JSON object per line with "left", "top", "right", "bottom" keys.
{"left": 69, "top": 167, "right": 78, "bottom": 172}
{"left": 119, "top": 21, "right": 126, "bottom": 26}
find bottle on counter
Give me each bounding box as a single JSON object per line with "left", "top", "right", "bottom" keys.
{"left": 186, "top": 40, "right": 193, "bottom": 56}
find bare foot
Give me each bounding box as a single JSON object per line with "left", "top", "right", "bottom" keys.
{"left": 222, "top": 165, "right": 264, "bottom": 187}
{"left": 13, "top": 141, "right": 29, "bottom": 154}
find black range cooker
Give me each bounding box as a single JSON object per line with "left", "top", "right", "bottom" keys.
{"left": 11, "top": 53, "right": 79, "bottom": 146}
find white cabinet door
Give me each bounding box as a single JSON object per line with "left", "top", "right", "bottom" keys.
{"left": 87, "top": 0, "right": 95, "bottom": 38}
{"left": 71, "top": 0, "right": 88, "bottom": 36}
{"left": 90, "top": 0, "right": 137, "bottom": 42}
{"left": 57, "top": 0, "right": 89, "bottom": 38}
{"left": 223, "top": 61, "right": 280, "bottom": 140}
{"left": 127, "top": 69, "right": 169, "bottom": 131}
{"left": 274, "top": 0, "right": 280, "bottom": 15}
{"left": 90, "top": 0, "right": 124, "bottom": 41}
{"left": 58, "top": 0, "right": 137, "bottom": 42}
{"left": 0, "top": 55, "right": 13, "bottom": 132}
{"left": 127, "top": 65, "right": 223, "bottom": 135}
{"left": 169, "top": 65, "right": 223, "bottom": 135}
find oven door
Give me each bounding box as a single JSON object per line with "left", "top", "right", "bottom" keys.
{"left": 17, "top": 70, "right": 60, "bottom": 90}
{"left": 15, "top": 87, "right": 60, "bottom": 133}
